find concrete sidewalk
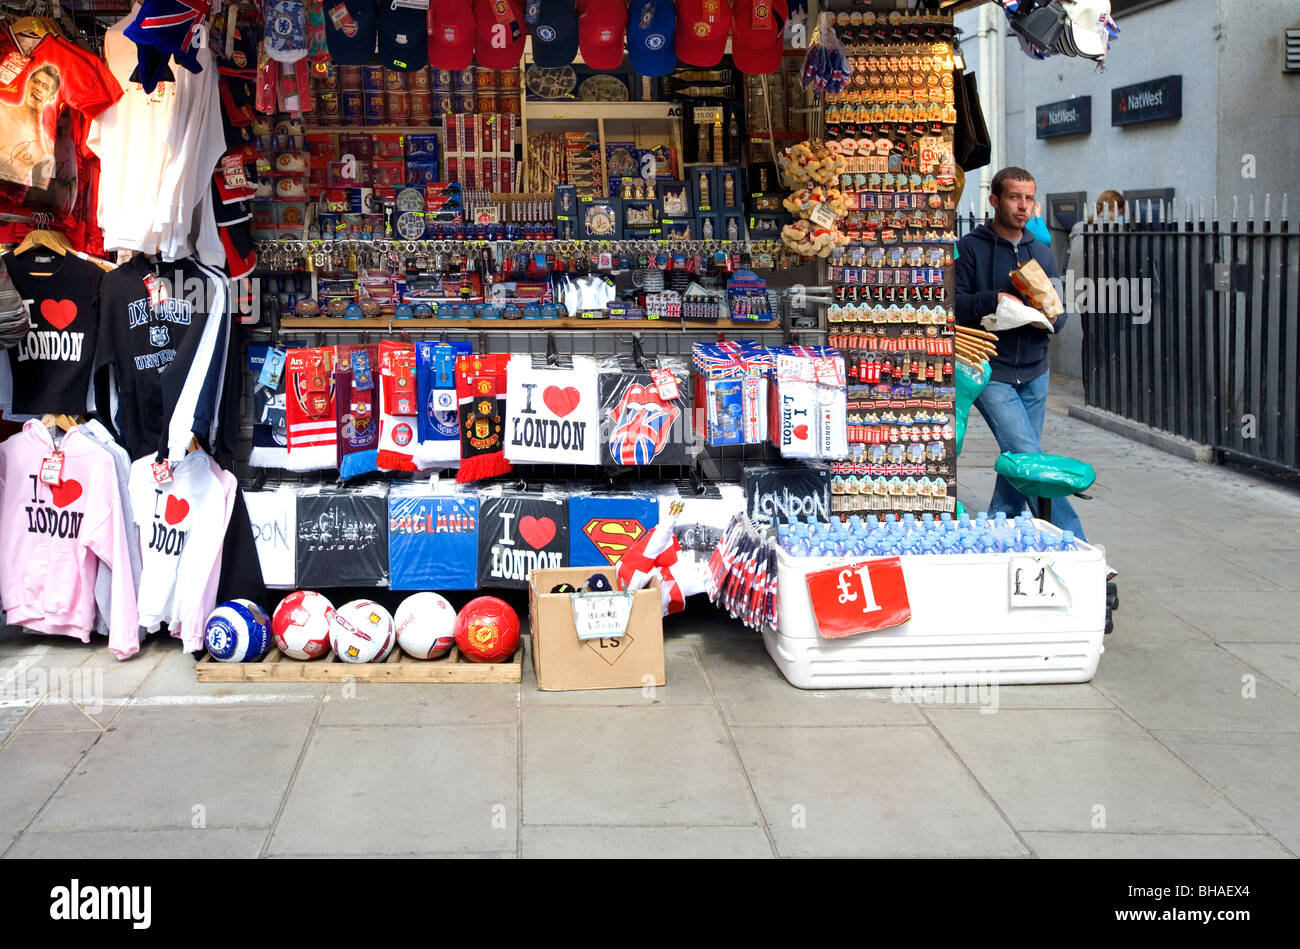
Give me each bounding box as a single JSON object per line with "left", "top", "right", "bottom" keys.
{"left": 3, "top": 378, "right": 1298, "bottom": 859}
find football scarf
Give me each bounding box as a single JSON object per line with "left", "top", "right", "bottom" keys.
{"left": 336, "top": 344, "right": 379, "bottom": 480}
{"left": 413, "top": 340, "right": 472, "bottom": 468}
{"left": 598, "top": 359, "right": 692, "bottom": 467}
{"left": 504, "top": 355, "right": 601, "bottom": 466}
{"left": 455, "top": 353, "right": 512, "bottom": 483}
{"left": 376, "top": 340, "right": 420, "bottom": 471}
{"left": 284, "top": 346, "right": 337, "bottom": 470}
{"left": 249, "top": 342, "right": 301, "bottom": 469}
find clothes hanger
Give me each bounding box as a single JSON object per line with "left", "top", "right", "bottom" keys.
{"left": 12, "top": 228, "right": 70, "bottom": 277}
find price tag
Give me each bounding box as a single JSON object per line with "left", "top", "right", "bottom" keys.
{"left": 571, "top": 591, "right": 633, "bottom": 641}
{"left": 39, "top": 453, "right": 64, "bottom": 486}
{"left": 258, "top": 348, "right": 287, "bottom": 388}
{"left": 650, "top": 367, "right": 679, "bottom": 400}
{"left": 151, "top": 460, "right": 172, "bottom": 484}
{"left": 693, "top": 106, "right": 723, "bottom": 124}
{"left": 804, "top": 557, "right": 911, "bottom": 638}
{"left": 809, "top": 203, "right": 840, "bottom": 228}
{"left": 1008, "top": 556, "right": 1071, "bottom": 608}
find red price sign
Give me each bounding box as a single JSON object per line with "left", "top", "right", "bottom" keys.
{"left": 805, "top": 557, "right": 912, "bottom": 639}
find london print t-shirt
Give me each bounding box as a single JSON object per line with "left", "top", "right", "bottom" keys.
{"left": 2, "top": 250, "right": 103, "bottom": 415}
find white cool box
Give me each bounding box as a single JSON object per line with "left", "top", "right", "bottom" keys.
{"left": 763, "top": 521, "right": 1107, "bottom": 689}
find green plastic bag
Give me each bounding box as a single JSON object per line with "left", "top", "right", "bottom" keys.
{"left": 994, "top": 453, "right": 1097, "bottom": 499}
{"left": 954, "top": 359, "right": 991, "bottom": 457}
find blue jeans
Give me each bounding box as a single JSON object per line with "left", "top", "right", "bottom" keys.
{"left": 973, "top": 372, "right": 1088, "bottom": 541}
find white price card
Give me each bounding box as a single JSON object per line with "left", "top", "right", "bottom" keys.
{"left": 1008, "top": 556, "right": 1072, "bottom": 609}
{"left": 571, "top": 591, "right": 633, "bottom": 641}
{"left": 809, "top": 203, "right": 840, "bottom": 228}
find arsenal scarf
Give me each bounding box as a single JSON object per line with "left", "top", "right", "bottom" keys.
{"left": 455, "top": 353, "right": 512, "bottom": 484}
{"left": 284, "top": 346, "right": 337, "bottom": 470}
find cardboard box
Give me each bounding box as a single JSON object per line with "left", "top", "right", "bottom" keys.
{"left": 529, "top": 567, "right": 665, "bottom": 691}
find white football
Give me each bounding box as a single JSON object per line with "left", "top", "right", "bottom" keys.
{"left": 395, "top": 592, "right": 458, "bottom": 660}
{"left": 329, "top": 599, "right": 395, "bottom": 664}
{"left": 271, "top": 591, "right": 335, "bottom": 660}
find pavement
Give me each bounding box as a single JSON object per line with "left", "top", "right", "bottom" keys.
{"left": 2, "top": 375, "right": 1298, "bottom": 859}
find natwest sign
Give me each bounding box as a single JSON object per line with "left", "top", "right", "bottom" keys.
{"left": 1111, "top": 75, "right": 1183, "bottom": 126}
{"left": 1036, "top": 96, "right": 1092, "bottom": 139}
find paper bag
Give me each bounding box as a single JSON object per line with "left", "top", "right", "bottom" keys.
{"left": 1010, "top": 259, "right": 1064, "bottom": 320}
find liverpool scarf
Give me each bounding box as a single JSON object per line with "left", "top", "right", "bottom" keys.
{"left": 377, "top": 340, "right": 421, "bottom": 471}
{"left": 455, "top": 353, "right": 512, "bottom": 483}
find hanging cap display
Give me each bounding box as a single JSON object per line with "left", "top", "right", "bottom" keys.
{"left": 323, "top": 0, "right": 378, "bottom": 66}
{"left": 730, "top": 0, "right": 786, "bottom": 75}
{"left": 428, "top": 0, "right": 476, "bottom": 70}
{"left": 532, "top": 0, "right": 580, "bottom": 68}
{"left": 474, "top": 0, "right": 528, "bottom": 70}
{"left": 674, "top": 0, "right": 732, "bottom": 68}
{"left": 626, "top": 0, "right": 677, "bottom": 77}
{"left": 578, "top": 0, "right": 628, "bottom": 70}
{"left": 377, "top": 2, "right": 430, "bottom": 72}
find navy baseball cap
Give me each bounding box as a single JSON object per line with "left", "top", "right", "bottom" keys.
{"left": 627, "top": 0, "right": 676, "bottom": 77}
{"left": 324, "top": 0, "right": 378, "bottom": 66}
{"left": 532, "top": 0, "right": 579, "bottom": 68}
{"left": 378, "top": 2, "right": 430, "bottom": 71}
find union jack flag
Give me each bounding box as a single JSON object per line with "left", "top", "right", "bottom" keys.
{"left": 134, "top": 0, "right": 211, "bottom": 57}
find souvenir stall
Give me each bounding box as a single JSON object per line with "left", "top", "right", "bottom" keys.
{"left": 0, "top": 0, "right": 1116, "bottom": 691}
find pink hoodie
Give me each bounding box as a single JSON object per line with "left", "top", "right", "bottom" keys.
{"left": 0, "top": 420, "right": 140, "bottom": 659}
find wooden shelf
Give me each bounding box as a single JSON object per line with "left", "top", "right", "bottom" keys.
{"left": 274, "top": 316, "right": 779, "bottom": 332}
{"left": 302, "top": 124, "right": 441, "bottom": 134}
{"left": 523, "top": 101, "right": 681, "bottom": 122}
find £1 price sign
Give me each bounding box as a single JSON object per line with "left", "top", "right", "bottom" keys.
{"left": 804, "top": 557, "right": 912, "bottom": 639}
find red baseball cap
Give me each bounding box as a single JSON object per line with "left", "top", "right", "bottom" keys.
{"left": 674, "top": 0, "right": 731, "bottom": 68}
{"left": 429, "top": 0, "right": 476, "bottom": 71}
{"left": 578, "top": 0, "right": 629, "bottom": 70}
{"left": 731, "top": 0, "right": 786, "bottom": 75}
{"left": 474, "top": 0, "right": 527, "bottom": 70}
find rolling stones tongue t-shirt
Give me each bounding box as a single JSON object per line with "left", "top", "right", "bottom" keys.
{"left": 2, "top": 250, "right": 103, "bottom": 415}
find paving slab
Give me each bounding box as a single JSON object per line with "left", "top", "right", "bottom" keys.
{"left": 694, "top": 641, "right": 925, "bottom": 727}
{"left": 317, "top": 681, "right": 519, "bottom": 727}
{"left": 1092, "top": 642, "right": 1300, "bottom": 733}
{"left": 1153, "top": 729, "right": 1300, "bottom": 854}
{"left": 732, "top": 725, "right": 1027, "bottom": 858}
{"left": 5, "top": 828, "right": 266, "bottom": 859}
{"left": 0, "top": 707, "right": 28, "bottom": 743}
{"left": 926, "top": 709, "right": 1258, "bottom": 835}
{"left": 1021, "top": 832, "right": 1291, "bottom": 859}
{"left": 522, "top": 706, "right": 759, "bottom": 827}
{"left": 520, "top": 825, "right": 774, "bottom": 859}
{"left": 1138, "top": 588, "right": 1300, "bottom": 643}
{"left": 1217, "top": 550, "right": 1300, "bottom": 591}
{"left": 0, "top": 729, "right": 99, "bottom": 854}
{"left": 1099, "top": 544, "right": 1280, "bottom": 591}
{"left": 522, "top": 639, "right": 715, "bottom": 707}
{"left": 1104, "top": 591, "right": 1213, "bottom": 645}
{"left": 268, "top": 724, "right": 518, "bottom": 856}
{"left": 30, "top": 706, "right": 316, "bottom": 833}
{"left": 1173, "top": 515, "right": 1300, "bottom": 552}
{"left": 133, "top": 648, "right": 327, "bottom": 705}
{"left": 1217, "top": 643, "right": 1300, "bottom": 697}
{"left": 18, "top": 701, "right": 109, "bottom": 732}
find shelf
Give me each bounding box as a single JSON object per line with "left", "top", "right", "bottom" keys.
{"left": 522, "top": 101, "right": 682, "bottom": 122}
{"left": 273, "top": 317, "right": 780, "bottom": 332}
{"left": 302, "top": 124, "right": 442, "bottom": 134}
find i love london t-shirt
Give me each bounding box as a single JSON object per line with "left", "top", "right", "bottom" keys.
{"left": 2, "top": 250, "right": 103, "bottom": 415}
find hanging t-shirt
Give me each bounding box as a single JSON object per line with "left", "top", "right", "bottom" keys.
{"left": 95, "top": 254, "right": 231, "bottom": 460}
{"left": 1, "top": 250, "right": 104, "bottom": 416}
{"left": 0, "top": 32, "right": 121, "bottom": 191}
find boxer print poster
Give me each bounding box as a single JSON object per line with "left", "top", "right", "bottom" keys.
{"left": 477, "top": 493, "right": 569, "bottom": 589}
{"left": 504, "top": 355, "right": 601, "bottom": 465}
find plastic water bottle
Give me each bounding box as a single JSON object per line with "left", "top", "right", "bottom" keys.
{"left": 1060, "top": 530, "right": 1078, "bottom": 552}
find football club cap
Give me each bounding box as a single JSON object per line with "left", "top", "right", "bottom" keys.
{"left": 378, "top": 1, "right": 430, "bottom": 71}
{"left": 578, "top": 0, "right": 628, "bottom": 70}
{"left": 675, "top": 0, "right": 732, "bottom": 68}
{"left": 532, "top": 0, "right": 579, "bottom": 68}
{"left": 428, "top": 0, "right": 476, "bottom": 70}
{"left": 323, "top": 0, "right": 378, "bottom": 66}
{"left": 474, "top": 0, "right": 528, "bottom": 70}
{"left": 626, "top": 0, "right": 676, "bottom": 77}
{"left": 731, "top": 0, "right": 785, "bottom": 75}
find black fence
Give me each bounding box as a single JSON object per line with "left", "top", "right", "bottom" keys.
{"left": 955, "top": 199, "right": 1299, "bottom": 475}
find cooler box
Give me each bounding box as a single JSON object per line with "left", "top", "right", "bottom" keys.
{"left": 763, "top": 522, "right": 1106, "bottom": 689}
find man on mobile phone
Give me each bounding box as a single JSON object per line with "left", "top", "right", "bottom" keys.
{"left": 955, "top": 165, "right": 1086, "bottom": 541}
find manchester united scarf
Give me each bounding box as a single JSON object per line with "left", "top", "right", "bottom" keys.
{"left": 455, "top": 353, "right": 512, "bottom": 483}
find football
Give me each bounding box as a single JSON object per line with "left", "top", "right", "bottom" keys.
{"left": 205, "top": 599, "right": 272, "bottom": 662}
{"left": 329, "top": 599, "right": 395, "bottom": 664}
{"left": 271, "top": 591, "right": 335, "bottom": 660}
{"left": 394, "top": 592, "right": 458, "bottom": 660}
{"left": 454, "top": 596, "right": 521, "bottom": 663}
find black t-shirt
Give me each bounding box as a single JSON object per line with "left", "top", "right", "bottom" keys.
{"left": 2, "top": 250, "right": 104, "bottom": 415}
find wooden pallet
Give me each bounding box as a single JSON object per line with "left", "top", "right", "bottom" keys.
{"left": 195, "top": 642, "right": 523, "bottom": 684}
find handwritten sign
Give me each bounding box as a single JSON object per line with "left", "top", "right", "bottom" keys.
{"left": 1008, "top": 556, "right": 1071, "bottom": 609}
{"left": 571, "top": 591, "right": 633, "bottom": 641}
